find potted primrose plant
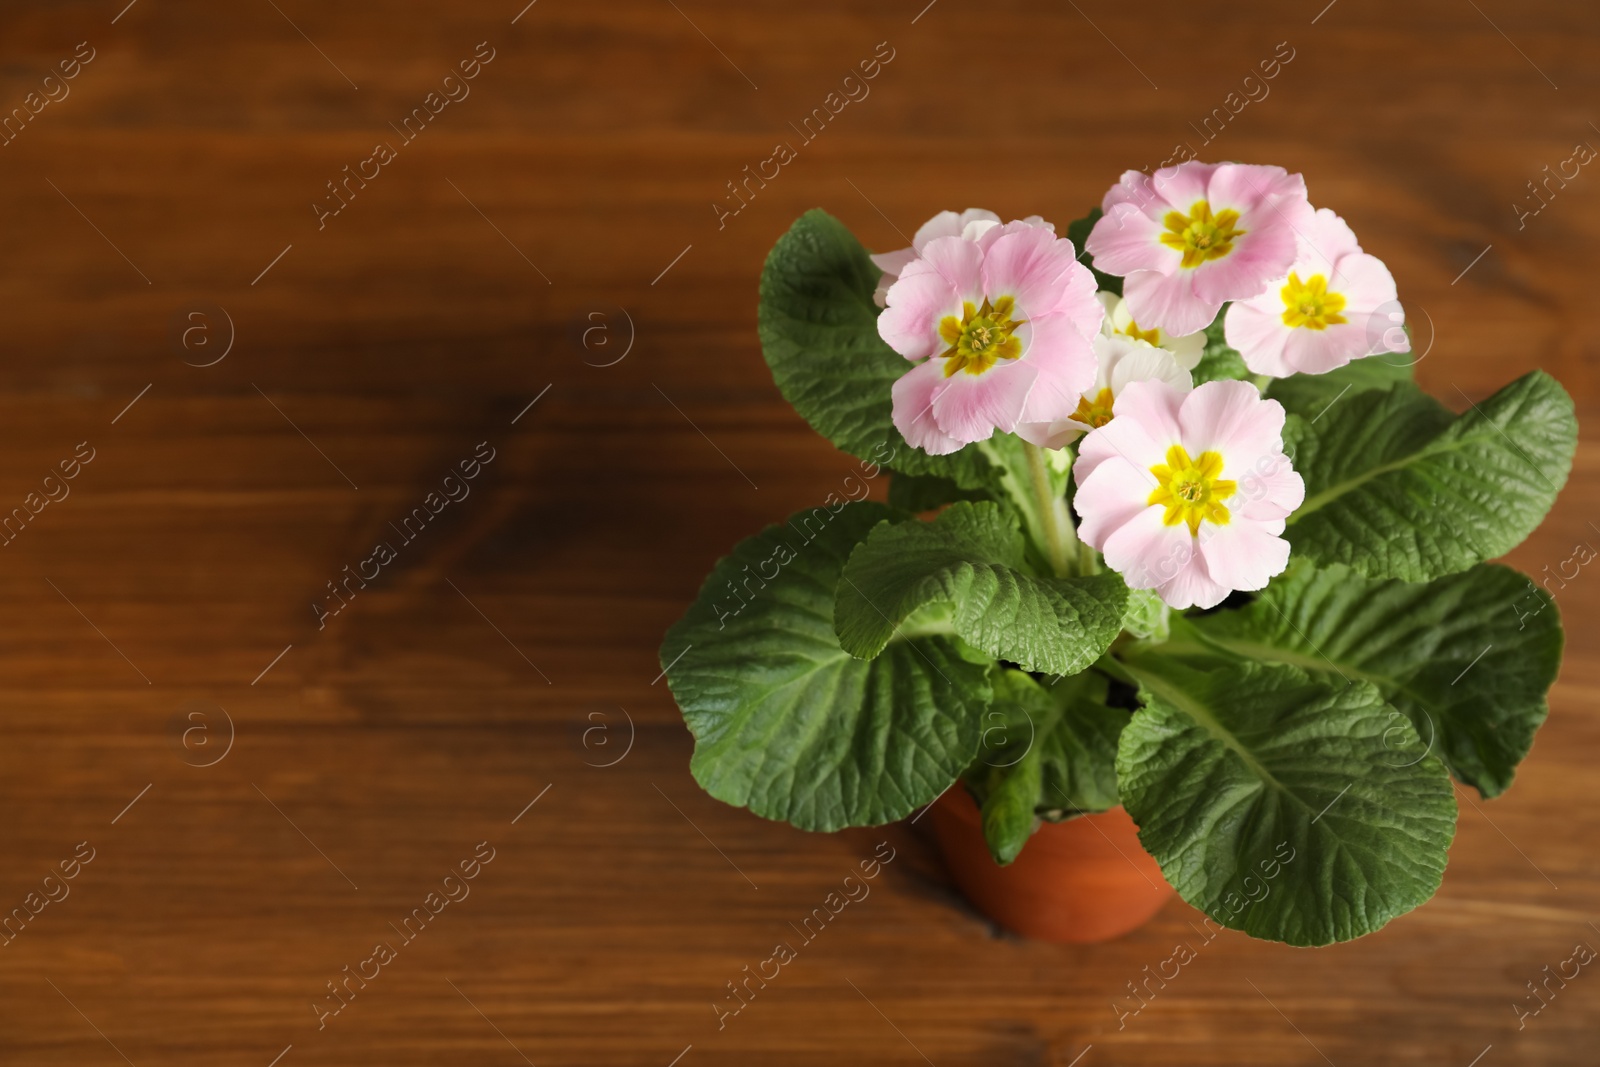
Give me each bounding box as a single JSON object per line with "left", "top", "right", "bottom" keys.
{"left": 660, "top": 162, "right": 1575, "bottom": 946}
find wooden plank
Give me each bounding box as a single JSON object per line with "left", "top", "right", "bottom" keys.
{"left": 0, "top": 0, "right": 1595, "bottom": 1063}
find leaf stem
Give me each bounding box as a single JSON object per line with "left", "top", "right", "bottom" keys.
{"left": 1023, "top": 441, "right": 1076, "bottom": 578}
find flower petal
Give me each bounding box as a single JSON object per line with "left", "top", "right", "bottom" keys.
{"left": 1148, "top": 162, "right": 1225, "bottom": 214}
{"left": 878, "top": 269, "right": 961, "bottom": 361}
{"left": 916, "top": 235, "right": 984, "bottom": 304}
{"left": 1101, "top": 506, "right": 1212, "bottom": 602}
{"left": 914, "top": 208, "right": 1000, "bottom": 251}
{"left": 1104, "top": 338, "right": 1193, "bottom": 395}
{"left": 1297, "top": 208, "right": 1363, "bottom": 272}
{"left": 1329, "top": 251, "right": 1401, "bottom": 314}
{"left": 1086, "top": 203, "right": 1176, "bottom": 277}
{"left": 1178, "top": 381, "right": 1286, "bottom": 466}
{"left": 1224, "top": 298, "right": 1295, "bottom": 377}
{"left": 1098, "top": 291, "right": 1124, "bottom": 336}
{"left": 1015, "top": 419, "right": 1084, "bottom": 450}
{"left": 982, "top": 227, "right": 1100, "bottom": 330}
{"left": 1281, "top": 326, "right": 1366, "bottom": 375}
{"left": 1205, "top": 164, "right": 1308, "bottom": 222}
{"left": 1165, "top": 329, "right": 1205, "bottom": 370}
{"left": 1074, "top": 457, "right": 1159, "bottom": 550}
{"left": 1230, "top": 452, "right": 1304, "bottom": 521}
{"left": 930, "top": 359, "right": 1037, "bottom": 442}
{"left": 891, "top": 359, "right": 965, "bottom": 455}
{"left": 870, "top": 246, "right": 919, "bottom": 308}
{"left": 1018, "top": 316, "right": 1098, "bottom": 424}
{"left": 1122, "top": 269, "right": 1223, "bottom": 337}
{"left": 1154, "top": 551, "right": 1231, "bottom": 610}
{"left": 1075, "top": 379, "right": 1184, "bottom": 484}
{"left": 1101, "top": 169, "right": 1157, "bottom": 212}
{"left": 1197, "top": 521, "right": 1292, "bottom": 593}
{"left": 869, "top": 246, "right": 918, "bottom": 276}
{"left": 1188, "top": 165, "right": 1312, "bottom": 305}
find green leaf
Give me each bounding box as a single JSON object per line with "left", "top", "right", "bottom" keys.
{"left": 1065, "top": 208, "right": 1122, "bottom": 295}
{"left": 972, "top": 434, "right": 1076, "bottom": 573}
{"left": 757, "top": 209, "right": 901, "bottom": 463}
{"left": 1265, "top": 352, "right": 1414, "bottom": 420}
{"left": 1285, "top": 371, "right": 1577, "bottom": 581}
{"left": 975, "top": 739, "right": 1041, "bottom": 866}
{"left": 886, "top": 471, "right": 994, "bottom": 514}
{"left": 1120, "top": 587, "right": 1171, "bottom": 641}
{"left": 1033, "top": 675, "right": 1125, "bottom": 816}
{"left": 1174, "top": 561, "right": 1563, "bottom": 798}
{"left": 1117, "top": 659, "right": 1456, "bottom": 946}
{"left": 662, "top": 501, "right": 992, "bottom": 831}
{"left": 756, "top": 208, "right": 999, "bottom": 490}
{"left": 835, "top": 501, "right": 1128, "bottom": 676}
{"left": 1192, "top": 313, "right": 1252, "bottom": 384}
{"left": 966, "top": 670, "right": 1126, "bottom": 864}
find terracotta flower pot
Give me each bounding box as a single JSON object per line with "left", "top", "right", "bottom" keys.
{"left": 926, "top": 786, "right": 1174, "bottom": 943}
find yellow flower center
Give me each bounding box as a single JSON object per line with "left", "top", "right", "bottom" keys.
{"left": 1119, "top": 320, "right": 1163, "bottom": 345}
{"left": 1148, "top": 445, "right": 1236, "bottom": 535}
{"left": 938, "top": 296, "right": 1027, "bottom": 377}
{"left": 1279, "top": 272, "right": 1348, "bottom": 330}
{"left": 1073, "top": 387, "right": 1117, "bottom": 428}
{"left": 1160, "top": 200, "right": 1246, "bottom": 269}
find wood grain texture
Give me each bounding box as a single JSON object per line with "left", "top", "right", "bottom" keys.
{"left": 0, "top": 0, "right": 1594, "bottom": 1063}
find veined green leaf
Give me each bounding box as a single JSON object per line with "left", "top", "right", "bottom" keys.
{"left": 1121, "top": 587, "right": 1171, "bottom": 640}
{"left": 1172, "top": 561, "right": 1562, "bottom": 797}
{"left": 886, "top": 471, "right": 994, "bottom": 514}
{"left": 966, "top": 670, "right": 1126, "bottom": 864}
{"left": 662, "top": 502, "right": 991, "bottom": 831}
{"left": 757, "top": 208, "right": 1002, "bottom": 489}
{"left": 1285, "top": 371, "right": 1576, "bottom": 581}
{"left": 973, "top": 433, "right": 1075, "bottom": 576}
{"left": 835, "top": 502, "right": 1127, "bottom": 677}
{"left": 1192, "top": 313, "right": 1252, "bottom": 385}
{"left": 1117, "top": 659, "right": 1456, "bottom": 946}
{"left": 1265, "top": 350, "right": 1414, "bottom": 420}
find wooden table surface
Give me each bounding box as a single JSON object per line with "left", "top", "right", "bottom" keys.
{"left": 0, "top": 1, "right": 1595, "bottom": 1064}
